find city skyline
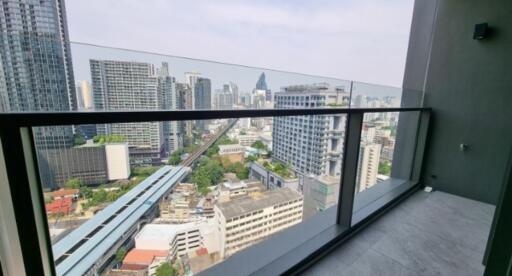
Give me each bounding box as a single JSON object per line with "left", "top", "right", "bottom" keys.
{"left": 71, "top": 42, "right": 405, "bottom": 102}
{"left": 65, "top": 0, "right": 414, "bottom": 88}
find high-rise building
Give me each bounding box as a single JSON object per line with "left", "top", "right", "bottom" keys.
{"left": 255, "top": 72, "right": 268, "bottom": 91}
{"left": 254, "top": 72, "right": 272, "bottom": 103}
{"left": 194, "top": 78, "right": 211, "bottom": 110}
{"left": 229, "top": 82, "right": 239, "bottom": 105}
{"left": 356, "top": 143, "right": 382, "bottom": 192}
{"left": 0, "top": 0, "right": 76, "bottom": 189}
{"left": 76, "top": 80, "right": 93, "bottom": 110}
{"left": 214, "top": 90, "right": 233, "bottom": 110}
{"left": 177, "top": 83, "right": 193, "bottom": 110}
{"left": 157, "top": 63, "right": 182, "bottom": 155}
{"left": 194, "top": 77, "right": 211, "bottom": 130}
{"left": 176, "top": 83, "right": 193, "bottom": 138}
{"left": 215, "top": 188, "right": 303, "bottom": 258}
{"left": 273, "top": 83, "right": 349, "bottom": 176}
{"left": 90, "top": 60, "right": 180, "bottom": 165}
{"left": 185, "top": 72, "right": 201, "bottom": 109}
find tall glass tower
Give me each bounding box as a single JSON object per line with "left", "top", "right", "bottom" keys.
{"left": 0, "top": 0, "right": 76, "bottom": 189}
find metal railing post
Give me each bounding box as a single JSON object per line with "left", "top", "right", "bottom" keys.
{"left": 337, "top": 111, "right": 364, "bottom": 227}
{"left": 0, "top": 127, "right": 53, "bottom": 276}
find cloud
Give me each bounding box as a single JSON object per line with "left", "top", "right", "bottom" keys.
{"left": 65, "top": 0, "right": 414, "bottom": 87}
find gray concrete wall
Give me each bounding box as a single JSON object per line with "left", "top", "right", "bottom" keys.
{"left": 408, "top": 0, "right": 512, "bottom": 204}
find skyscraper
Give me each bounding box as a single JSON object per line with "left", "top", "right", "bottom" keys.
{"left": 255, "top": 72, "right": 272, "bottom": 102}
{"left": 214, "top": 89, "right": 233, "bottom": 110}
{"left": 273, "top": 83, "right": 349, "bottom": 176}
{"left": 229, "top": 82, "right": 239, "bottom": 105}
{"left": 194, "top": 77, "right": 211, "bottom": 130}
{"left": 185, "top": 72, "right": 201, "bottom": 109}
{"left": 255, "top": 72, "right": 268, "bottom": 91}
{"left": 90, "top": 60, "right": 180, "bottom": 165}
{"left": 194, "top": 77, "right": 211, "bottom": 110}
{"left": 0, "top": 0, "right": 76, "bottom": 188}
{"left": 176, "top": 83, "right": 193, "bottom": 139}
{"left": 157, "top": 63, "right": 182, "bottom": 155}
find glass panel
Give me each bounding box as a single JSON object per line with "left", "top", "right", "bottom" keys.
{"left": 351, "top": 111, "right": 421, "bottom": 225}
{"left": 350, "top": 81, "right": 423, "bottom": 108}
{"left": 71, "top": 42, "right": 351, "bottom": 111}
{"left": 36, "top": 112, "right": 345, "bottom": 275}
{"left": 16, "top": 39, "right": 425, "bottom": 276}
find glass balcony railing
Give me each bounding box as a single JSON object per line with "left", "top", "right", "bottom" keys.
{"left": 0, "top": 43, "right": 429, "bottom": 276}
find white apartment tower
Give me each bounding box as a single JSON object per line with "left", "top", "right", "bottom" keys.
{"left": 356, "top": 143, "right": 382, "bottom": 192}
{"left": 90, "top": 60, "right": 180, "bottom": 165}
{"left": 273, "top": 83, "right": 349, "bottom": 177}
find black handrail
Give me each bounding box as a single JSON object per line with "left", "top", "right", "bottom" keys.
{"left": 0, "top": 107, "right": 430, "bottom": 127}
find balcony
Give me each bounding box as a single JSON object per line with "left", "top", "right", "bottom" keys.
{"left": 302, "top": 190, "right": 494, "bottom": 276}
{"left": 1, "top": 0, "right": 511, "bottom": 274}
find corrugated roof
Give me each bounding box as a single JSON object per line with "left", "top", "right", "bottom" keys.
{"left": 53, "top": 166, "right": 190, "bottom": 276}
{"left": 216, "top": 188, "right": 302, "bottom": 219}
{"left": 123, "top": 249, "right": 168, "bottom": 265}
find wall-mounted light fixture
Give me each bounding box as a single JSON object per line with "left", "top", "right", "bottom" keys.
{"left": 473, "top": 23, "right": 490, "bottom": 40}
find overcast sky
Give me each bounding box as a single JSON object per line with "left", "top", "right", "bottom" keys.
{"left": 65, "top": 0, "right": 414, "bottom": 89}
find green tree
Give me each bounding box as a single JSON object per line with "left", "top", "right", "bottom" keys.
{"left": 251, "top": 140, "right": 267, "bottom": 151}
{"left": 236, "top": 166, "right": 249, "bottom": 180}
{"left": 93, "top": 134, "right": 126, "bottom": 144}
{"left": 115, "top": 247, "right": 127, "bottom": 263}
{"left": 65, "top": 178, "right": 82, "bottom": 189}
{"left": 92, "top": 188, "right": 108, "bottom": 204}
{"left": 73, "top": 133, "right": 86, "bottom": 146}
{"left": 246, "top": 155, "right": 258, "bottom": 162}
{"left": 206, "top": 145, "right": 219, "bottom": 157}
{"left": 184, "top": 144, "right": 199, "bottom": 153}
{"left": 79, "top": 186, "right": 93, "bottom": 199}
{"left": 378, "top": 161, "right": 391, "bottom": 176}
{"left": 191, "top": 157, "right": 225, "bottom": 194}
{"left": 132, "top": 166, "right": 161, "bottom": 178}
{"left": 156, "top": 262, "right": 176, "bottom": 276}
{"left": 107, "top": 191, "right": 120, "bottom": 202}
{"left": 168, "top": 151, "right": 182, "bottom": 165}
{"left": 216, "top": 135, "right": 238, "bottom": 146}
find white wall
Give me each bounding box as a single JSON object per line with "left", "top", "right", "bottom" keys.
{"left": 105, "top": 143, "right": 130, "bottom": 180}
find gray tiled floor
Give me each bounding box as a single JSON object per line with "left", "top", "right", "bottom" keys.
{"left": 301, "top": 191, "right": 495, "bottom": 276}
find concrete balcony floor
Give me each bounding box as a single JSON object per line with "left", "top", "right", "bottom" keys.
{"left": 301, "top": 190, "right": 495, "bottom": 276}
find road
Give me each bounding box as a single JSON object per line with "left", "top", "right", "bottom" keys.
{"left": 180, "top": 119, "right": 238, "bottom": 167}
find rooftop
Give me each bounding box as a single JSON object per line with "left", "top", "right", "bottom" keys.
{"left": 136, "top": 220, "right": 215, "bottom": 242}
{"left": 122, "top": 249, "right": 168, "bottom": 266}
{"left": 52, "top": 166, "right": 190, "bottom": 276}
{"left": 136, "top": 223, "right": 196, "bottom": 241}
{"left": 221, "top": 179, "right": 263, "bottom": 191}
{"left": 50, "top": 189, "right": 79, "bottom": 198}
{"left": 216, "top": 188, "right": 302, "bottom": 219}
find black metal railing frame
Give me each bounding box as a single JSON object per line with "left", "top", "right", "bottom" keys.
{"left": 0, "top": 107, "right": 430, "bottom": 276}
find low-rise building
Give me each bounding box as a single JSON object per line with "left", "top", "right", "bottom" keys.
{"left": 49, "top": 189, "right": 79, "bottom": 200}
{"left": 159, "top": 183, "right": 197, "bottom": 223}
{"left": 215, "top": 188, "right": 303, "bottom": 258}
{"left": 302, "top": 175, "right": 340, "bottom": 219}
{"left": 217, "top": 179, "right": 266, "bottom": 203}
{"left": 196, "top": 196, "right": 215, "bottom": 219}
{"left": 42, "top": 142, "right": 130, "bottom": 187}
{"left": 121, "top": 249, "right": 168, "bottom": 272}
{"left": 236, "top": 133, "right": 259, "bottom": 146}
{"left": 249, "top": 161, "right": 300, "bottom": 191}
{"left": 218, "top": 144, "right": 245, "bottom": 164}
{"left": 134, "top": 221, "right": 220, "bottom": 259}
